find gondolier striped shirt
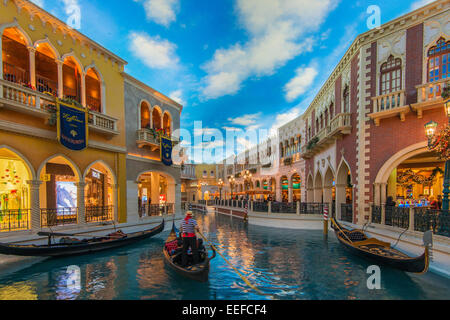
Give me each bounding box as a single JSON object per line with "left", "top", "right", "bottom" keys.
{"left": 181, "top": 218, "right": 198, "bottom": 237}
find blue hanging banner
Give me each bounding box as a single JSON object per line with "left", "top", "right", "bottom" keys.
{"left": 160, "top": 135, "right": 173, "bottom": 166}
{"left": 57, "top": 99, "right": 88, "bottom": 151}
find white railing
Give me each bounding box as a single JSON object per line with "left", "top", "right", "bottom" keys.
{"left": 88, "top": 110, "right": 118, "bottom": 133}
{"left": 137, "top": 129, "right": 160, "bottom": 145}
{"left": 328, "top": 113, "right": 351, "bottom": 134}
{"left": 417, "top": 79, "right": 450, "bottom": 103}
{"left": 371, "top": 90, "right": 405, "bottom": 113}
{"left": 0, "top": 79, "right": 55, "bottom": 111}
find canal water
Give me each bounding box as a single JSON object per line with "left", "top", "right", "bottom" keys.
{"left": 0, "top": 212, "right": 449, "bottom": 300}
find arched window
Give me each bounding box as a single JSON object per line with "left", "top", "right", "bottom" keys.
{"left": 427, "top": 37, "right": 449, "bottom": 83}
{"left": 152, "top": 107, "right": 162, "bottom": 130}
{"left": 343, "top": 86, "right": 350, "bottom": 113}
{"left": 35, "top": 42, "right": 58, "bottom": 94}
{"left": 62, "top": 56, "right": 82, "bottom": 103}
{"left": 2, "top": 27, "right": 30, "bottom": 85}
{"left": 85, "top": 68, "right": 102, "bottom": 113}
{"left": 140, "top": 102, "right": 150, "bottom": 129}
{"left": 163, "top": 112, "right": 172, "bottom": 137}
{"left": 380, "top": 55, "right": 402, "bottom": 95}
{"left": 329, "top": 102, "right": 334, "bottom": 119}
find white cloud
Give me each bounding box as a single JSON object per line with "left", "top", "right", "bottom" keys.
{"left": 227, "top": 113, "right": 261, "bottom": 126}
{"left": 135, "top": 0, "right": 180, "bottom": 27}
{"left": 129, "top": 32, "right": 179, "bottom": 69}
{"left": 284, "top": 65, "right": 318, "bottom": 102}
{"left": 169, "top": 90, "right": 185, "bottom": 106}
{"left": 270, "top": 107, "right": 302, "bottom": 134}
{"left": 200, "top": 0, "right": 338, "bottom": 100}
{"left": 410, "top": 0, "right": 436, "bottom": 11}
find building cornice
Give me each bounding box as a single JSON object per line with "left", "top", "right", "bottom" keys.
{"left": 123, "top": 73, "right": 183, "bottom": 112}
{"left": 5, "top": 0, "right": 128, "bottom": 67}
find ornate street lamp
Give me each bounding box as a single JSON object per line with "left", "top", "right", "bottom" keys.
{"left": 218, "top": 178, "right": 224, "bottom": 200}
{"left": 424, "top": 99, "right": 450, "bottom": 211}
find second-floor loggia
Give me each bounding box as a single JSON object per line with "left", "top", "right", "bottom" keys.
{"left": 136, "top": 101, "right": 177, "bottom": 150}
{"left": 0, "top": 26, "right": 118, "bottom": 136}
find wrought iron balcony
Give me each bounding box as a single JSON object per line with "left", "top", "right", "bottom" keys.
{"left": 369, "top": 90, "right": 407, "bottom": 126}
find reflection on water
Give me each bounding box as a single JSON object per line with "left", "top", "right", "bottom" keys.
{"left": 0, "top": 212, "right": 449, "bottom": 300}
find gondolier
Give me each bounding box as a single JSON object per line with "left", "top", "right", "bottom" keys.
{"left": 181, "top": 211, "right": 200, "bottom": 268}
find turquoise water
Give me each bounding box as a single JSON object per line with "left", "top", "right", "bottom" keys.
{"left": 0, "top": 212, "right": 449, "bottom": 300}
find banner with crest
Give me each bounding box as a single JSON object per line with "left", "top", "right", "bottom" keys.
{"left": 57, "top": 99, "right": 89, "bottom": 151}
{"left": 160, "top": 136, "right": 173, "bottom": 166}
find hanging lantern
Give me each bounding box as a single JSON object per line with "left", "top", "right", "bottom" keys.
{"left": 424, "top": 121, "right": 438, "bottom": 140}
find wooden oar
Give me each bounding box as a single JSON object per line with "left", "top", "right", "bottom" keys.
{"left": 197, "top": 230, "right": 267, "bottom": 296}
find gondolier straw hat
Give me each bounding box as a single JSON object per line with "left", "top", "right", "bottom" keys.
{"left": 186, "top": 211, "right": 193, "bottom": 216}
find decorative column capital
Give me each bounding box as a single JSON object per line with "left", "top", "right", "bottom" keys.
{"left": 76, "top": 182, "right": 87, "bottom": 188}
{"left": 27, "top": 180, "right": 42, "bottom": 188}
{"left": 27, "top": 46, "right": 37, "bottom": 53}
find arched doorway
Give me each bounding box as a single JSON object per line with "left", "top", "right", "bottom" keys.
{"left": 385, "top": 151, "right": 444, "bottom": 207}
{"left": 38, "top": 155, "right": 80, "bottom": 227}
{"left": 137, "top": 172, "right": 175, "bottom": 217}
{"left": 323, "top": 167, "right": 335, "bottom": 213}
{"left": 314, "top": 171, "right": 323, "bottom": 203}
{"left": 2, "top": 27, "right": 30, "bottom": 85}
{"left": 0, "top": 147, "right": 33, "bottom": 231}
{"left": 291, "top": 174, "right": 301, "bottom": 202}
{"left": 84, "top": 161, "right": 116, "bottom": 223}
{"left": 306, "top": 174, "right": 313, "bottom": 202}
{"left": 336, "top": 161, "right": 353, "bottom": 222}
{"left": 281, "top": 176, "right": 289, "bottom": 202}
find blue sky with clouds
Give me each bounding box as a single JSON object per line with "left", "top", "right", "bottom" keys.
{"left": 32, "top": 0, "right": 434, "bottom": 160}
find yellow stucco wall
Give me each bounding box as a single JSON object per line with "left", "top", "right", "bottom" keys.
{"left": 0, "top": 2, "right": 128, "bottom": 223}
{"left": 0, "top": 1, "right": 126, "bottom": 147}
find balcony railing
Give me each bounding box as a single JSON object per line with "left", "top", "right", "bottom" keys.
{"left": 385, "top": 206, "right": 410, "bottom": 229}
{"left": 88, "top": 110, "right": 118, "bottom": 135}
{"left": 36, "top": 75, "right": 58, "bottom": 95}
{"left": 3, "top": 62, "right": 29, "bottom": 85}
{"left": 1, "top": 79, "right": 119, "bottom": 136}
{"left": 0, "top": 209, "right": 30, "bottom": 232}
{"left": 369, "top": 90, "right": 407, "bottom": 126}
{"left": 413, "top": 79, "right": 450, "bottom": 118}
{"left": 302, "top": 113, "right": 352, "bottom": 159}
{"left": 137, "top": 129, "right": 160, "bottom": 149}
{"left": 416, "top": 78, "right": 449, "bottom": 104}
{"left": 85, "top": 206, "right": 114, "bottom": 223}
{"left": 0, "top": 79, "right": 55, "bottom": 117}
{"left": 141, "top": 204, "right": 175, "bottom": 217}
{"left": 41, "top": 208, "right": 78, "bottom": 227}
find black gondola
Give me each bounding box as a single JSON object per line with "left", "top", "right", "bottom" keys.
{"left": 163, "top": 223, "right": 215, "bottom": 282}
{"left": 0, "top": 220, "right": 165, "bottom": 257}
{"left": 331, "top": 218, "right": 430, "bottom": 273}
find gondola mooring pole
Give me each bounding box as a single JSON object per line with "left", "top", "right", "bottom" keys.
{"left": 324, "top": 204, "right": 329, "bottom": 237}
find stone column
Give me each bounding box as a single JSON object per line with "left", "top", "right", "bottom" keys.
{"left": 373, "top": 183, "right": 380, "bottom": 205}
{"left": 335, "top": 183, "right": 347, "bottom": 220}
{"left": 127, "top": 180, "right": 139, "bottom": 223}
{"left": 114, "top": 184, "right": 119, "bottom": 222}
{"left": 314, "top": 187, "right": 323, "bottom": 203}
{"left": 57, "top": 59, "right": 64, "bottom": 98}
{"left": 76, "top": 182, "right": 87, "bottom": 225}
{"left": 275, "top": 186, "right": 282, "bottom": 202}
{"left": 28, "top": 46, "right": 36, "bottom": 88}
{"left": 81, "top": 72, "right": 86, "bottom": 107}
{"left": 268, "top": 201, "right": 272, "bottom": 215}
{"left": 380, "top": 183, "right": 387, "bottom": 205}
{"left": 27, "top": 180, "right": 42, "bottom": 231}
{"left": 288, "top": 186, "right": 293, "bottom": 203}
